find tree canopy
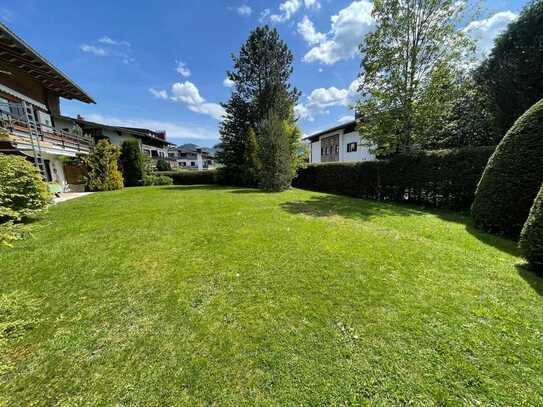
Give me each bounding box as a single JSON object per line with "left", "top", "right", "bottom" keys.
{"left": 356, "top": 0, "right": 473, "bottom": 154}
{"left": 476, "top": 0, "right": 543, "bottom": 135}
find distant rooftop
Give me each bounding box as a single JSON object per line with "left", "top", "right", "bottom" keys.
{"left": 304, "top": 120, "right": 357, "bottom": 142}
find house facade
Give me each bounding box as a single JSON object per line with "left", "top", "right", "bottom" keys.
{"left": 54, "top": 115, "right": 173, "bottom": 166}
{"left": 304, "top": 120, "right": 375, "bottom": 164}
{"left": 167, "top": 147, "right": 215, "bottom": 170}
{"left": 0, "top": 22, "right": 95, "bottom": 191}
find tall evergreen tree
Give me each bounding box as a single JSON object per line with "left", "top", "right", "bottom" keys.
{"left": 218, "top": 26, "right": 300, "bottom": 187}
{"left": 476, "top": 0, "right": 543, "bottom": 135}
{"left": 257, "top": 111, "right": 292, "bottom": 192}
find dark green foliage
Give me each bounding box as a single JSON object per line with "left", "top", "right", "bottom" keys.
{"left": 256, "top": 113, "right": 292, "bottom": 192}
{"left": 472, "top": 99, "right": 543, "bottom": 236}
{"left": 293, "top": 147, "right": 494, "bottom": 210}
{"left": 519, "top": 184, "right": 543, "bottom": 268}
{"left": 217, "top": 94, "right": 257, "bottom": 186}
{"left": 476, "top": 0, "right": 543, "bottom": 135}
{"left": 230, "top": 25, "right": 299, "bottom": 121}
{"left": 83, "top": 139, "right": 124, "bottom": 192}
{"left": 424, "top": 76, "right": 501, "bottom": 149}
{"left": 218, "top": 26, "right": 299, "bottom": 187}
{"left": 156, "top": 159, "right": 171, "bottom": 172}
{"left": 120, "top": 140, "right": 145, "bottom": 187}
{"left": 161, "top": 170, "right": 219, "bottom": 185}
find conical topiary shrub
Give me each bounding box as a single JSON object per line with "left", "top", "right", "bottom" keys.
{"left": 519, "top": 184, "right": 543, "bottom": 268}
{"left": 472, "top": 98, "right": 543, "bottom": 237}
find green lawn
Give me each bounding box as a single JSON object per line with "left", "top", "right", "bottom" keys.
{"left": 1, "top": 186, "right": 542, "bottom": 405}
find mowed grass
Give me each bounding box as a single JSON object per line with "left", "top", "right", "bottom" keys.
{"left": 1, "top": 185, "right": 542, "bottom": 405}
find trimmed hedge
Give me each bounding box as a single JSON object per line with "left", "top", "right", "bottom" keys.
{"left": 156, "top": 170, "right": 218, "bottom": 185}
{"left": 519, "top": 184, "right": 543, "bottom": 268}
{"left": 472, "top": 98, "right": 543, "bottom": 237}
{"left": 293, "top": 147, "right": 495, "bottom": 211}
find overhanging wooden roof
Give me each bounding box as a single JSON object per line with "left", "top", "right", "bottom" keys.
{"left": 0, "top": 22, "right": 95, "bottom": 104}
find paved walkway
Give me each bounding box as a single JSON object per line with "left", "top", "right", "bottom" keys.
{"left": 54, "top": 192, "right": 93, "bottom": 204}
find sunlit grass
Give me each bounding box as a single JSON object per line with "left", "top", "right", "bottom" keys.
{"left": 1, "top": 185, "right": 542, "bottom": 405}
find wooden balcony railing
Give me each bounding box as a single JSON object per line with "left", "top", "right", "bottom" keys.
{"left": 0, "top": 103, "right": 93, "bottom": 154}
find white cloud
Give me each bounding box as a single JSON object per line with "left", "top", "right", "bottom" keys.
{"left": 296, "top": 79, "right": 360, "bottom": 121}
{"left": 304, "top": 0, "right": 320, "bottom": 10}
{"left": 83, "top": 113, "right": 219, "bottom": 142}
{"left": 80, "top": 36, "right": 134, "bottom": 63}
{"left": 0, "top": 8, "right": 14, "bottom": 22}
{"left": 271, "top": 0, "right": 302, "bottom": 23}
{"left": 303, "top": 1, "right": 375, "bottom": 65}
{"left": 188, "top": 103, "right": 225, "bottom": 121}
{"left": 259, "top": 9, "right": 271, "bottom": 23}
{"left": 80, "top": 44, "right": 108, "bottom": 56}
{"left": 237, "top": 4, "right": 252, "bottom": 16}
{"left": 464, "top": 11, "right": 517, "bottom": 59}
{"left": 338, "top": 115, "right": 354, "bottom": 123}
{"left": 297, "top": 16, "right": 326, "bottom": 46}
{"left": 176, "top": 61, "right": 191, "bottom": 77}
{"left": 170, "top": 81, "right": 205, "bottom": 105}
{"left": 98, "top": 36, "right": 131, "bottom": 47}
{"left": 149, "top": 88, "right": 168, "bottom": 100}
{"left": 170, "top": 81, "right": 225, "bottom": 120}
{"left": 223, "top": 77, "right": 235, "bottom": 88}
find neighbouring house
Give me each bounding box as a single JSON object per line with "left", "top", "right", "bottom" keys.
{"left": 54, "top": 115, "right": 174, "bottom": 167}
{"left": 0, "top": 22, "right": 95, "bottom": 191}
{"left": 304, "top": 120, "right": 375, "bottom": 164}
{"left": 167, "top": 146, "right": 215, "bottom": 170}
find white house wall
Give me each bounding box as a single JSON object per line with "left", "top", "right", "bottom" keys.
{"left": 341, "top": 131, "right": 374, "bottom": 162}
{"left": 309, "top": 130, "right": 375, "bottom": 164}
{"left": 311, "top": 140, "right": 321, "bottom": 163}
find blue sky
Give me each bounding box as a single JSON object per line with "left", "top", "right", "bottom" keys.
{"left": 0, "top": 0, "right": 529, "bottom": 147}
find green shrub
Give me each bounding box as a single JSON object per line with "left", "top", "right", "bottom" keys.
{"left": 120, "top": 140, "right": 145, "bottom": 187}
{"left": 143, "top": 174, "right": 173, "bottom": 186}
{"left": 519, "top": 184, "right": 543, "bottom": 268}
{"left": 293, "top": 146, "right": 494, "bottom": 211}
{"left": 0, "top": 153, "right": 51, "bottom": 247}
{"left": 472, "top": 98, "right": 543, "bottom": 237}
{"left": 163, "top": 170, "right": 218, "bottom": 185}
{"left": 156, "top": 159, "right": 172, "bottom": 172}
{"left": 83, "top": 139, "right": 124, "bottom": 191}
{"left": 0, "top": 153, "right": 51, "bottom": 221}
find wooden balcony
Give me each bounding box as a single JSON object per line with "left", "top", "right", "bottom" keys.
{"left": 0, "top": 105, "right": 93, "bottom": 155}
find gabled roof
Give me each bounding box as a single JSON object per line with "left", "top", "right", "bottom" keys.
{"left": 55, "top": 115, "right": 174, "bottom": 145}
{"left": 0, "top": 22, "right": 95, "bottom": 104}
{"left": 304, "top": 120, "right": 357, "bottom": 142}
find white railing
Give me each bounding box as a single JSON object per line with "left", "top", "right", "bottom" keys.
{"left": 0, "top": 102, "right": 93, "bottom": 153}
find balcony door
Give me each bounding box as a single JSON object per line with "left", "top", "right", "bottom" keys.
{"left": 321, "top": 134, "right": 339, "bottom": 162}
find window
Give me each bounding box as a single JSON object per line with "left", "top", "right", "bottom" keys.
{"left": 335, "top": 145, "right": 339, "bottom": 154}
{"left": 191, "top": 161, "right": 196, "bottom": 167}
{"left": 347, "top": 142, "right": 358, "bottom": 153}
{"left": 180, "top": 162, "right": 186, "bottom": 167}
{"left": 151, "top": 150, "right": 158, "bottom": 157}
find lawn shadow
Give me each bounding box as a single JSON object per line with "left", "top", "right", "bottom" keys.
{"left": 229, "top": 189, "right": 261, "bottom": 194}
{"left": 280, "top": 193, "right": 424, "bottom": 223}
{"left": 281, "top": 192, "right": 520, "bottom": 257}
{"left": 431, "top": 210, "right": 520, "bottom": 257}
{"left": 516, "top": 264, "right": 543, "bottom": 297}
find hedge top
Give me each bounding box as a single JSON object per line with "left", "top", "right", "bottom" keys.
{"left": 519, "top": 183, "right": 543, "bottom": 268}
{"left": 472, "top": 98, "right": 543, "bottom": 237}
